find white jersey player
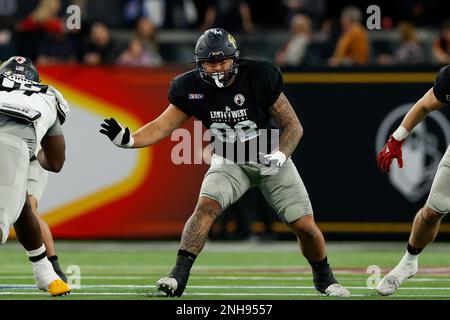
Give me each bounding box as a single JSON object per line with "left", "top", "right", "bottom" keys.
{"left": 27, "top": 85, "right": 70, "bottom": 282}
{"left": 0, "top": 56, "right": 70, "bottom": 296}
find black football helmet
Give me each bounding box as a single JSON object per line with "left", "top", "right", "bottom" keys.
{"left": 194, "top": 28, "right": 239, "bottom": 88}
{"left": 0, "top": 56, "right": 40, "bottom": 83}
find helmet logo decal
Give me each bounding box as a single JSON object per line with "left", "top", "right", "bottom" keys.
{"left": 228, "top": 34, "right": 237, "bottom": 49}
{"left": 234, "top": 94, "right": 245, "bottom": 106}
{"left": 14, "top": 56, "right": 26, "bottom": 64}
{"left": 211, "top": 29, "right": 223, "bottom": 35}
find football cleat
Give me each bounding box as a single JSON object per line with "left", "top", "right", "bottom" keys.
{"left": 377, "top": 259, "right": 418, "bottom": 296}
{"left": 55, "top": 269, "right": 68, "bottom": 283}
{"left": 156, "top": 277, "right": 179, "bottom": 297}
{"left": 322, "top": 283, "right": 351, "bottom": 297}
{"left": 32, "top": 258, "right": 70, "bottom": 296}
{"left": 48, "top": 279, "right": 71, "bottom": 296}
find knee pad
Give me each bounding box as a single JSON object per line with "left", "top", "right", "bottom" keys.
{"left": 426, "top": 191, "right": 450, "bottom": 215}
{"left": 426, "top": 162, "right": 450, "bottom": 215}
{"left": 282, "top": 201, "right": 313, "bottom": 225}
{"left": 200, "top": 173, "right": 233, "bottom": 211}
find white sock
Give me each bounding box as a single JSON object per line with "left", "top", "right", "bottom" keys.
{"left": 400, "top": 251, "right": 419, "bottom": 265}
{"left": 27, "top": 245, "right": 59, "bottom": 290}
{"left": 26, "top": 244, "right": 47, "bottom": 264}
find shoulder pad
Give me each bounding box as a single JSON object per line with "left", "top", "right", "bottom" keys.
{"left": 48, "top": 85, "right": 70, "bottom": 125}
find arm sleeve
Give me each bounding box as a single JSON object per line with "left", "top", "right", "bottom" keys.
{"left": 45, "top": 117, "right": 63, "bottom": 136}
{"left": 433, "top": 65, "right": 450, "bottom": 103}
{"left": 259, "top": 62, "right": 284, "bottom": 108}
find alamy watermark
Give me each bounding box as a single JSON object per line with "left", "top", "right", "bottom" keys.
{"left": 170, "top": 120, "right": 280, "bottom": 169}
{"left": 66, "top": 5, "right": 81, "bottom": 30}
{"left": 366, "top": 5, "right": 381, "bottom": 30}
{"left": 66, "top": 265, "right": 81, "bottom": 289}
{"left": 366, "top": 265, "right": 382, "bottom": 289}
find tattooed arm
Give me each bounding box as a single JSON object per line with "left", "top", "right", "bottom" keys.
{"left": 268, "top": 92, "right": 303, "bottom": 158}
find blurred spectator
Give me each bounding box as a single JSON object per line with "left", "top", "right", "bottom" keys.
{"left": 0, "top": 0, "right": 17, "bottom": 26}
{"left": 82, "top": 22, "right": 121, "bottom": 65}
{"left": 15, "top": 0, "right": 64, "bottom": 61}
{"left": 36, "top": 33, "right": 77, "bottom": 65}
{"left": 432, "top": 20, "right": 450, "bottom": 65}
{"left": 117, "top": 38, "right": 161, "bottom": 67}
{"left": 0, "top": 0, "right": 18, "bottom": 60}
{"left": 283, "top": 0, "right": 326, "bottom": 29}
{"left": 82, "top": 0, "right": 125, "bottom": 28}
{"left": 377, "top": 22, "right": 425, "bottom": 65}
{"left": 275, "top": 14, "right": 312, "bottom": 67}
{"left": 133, "top": 17, "right": 163, "bottom": 65}
{"left": 328, "top": 6, "right": 369, "bottom": 66}
{"left": 142, "top": 0, "right": 198, "bottom": 29}
{"left": 17, "top": 0, "right": 63, "bottom": 34}
{"left": 200, "top": 0, "right": 255, "bottom": 33}
{"left": 124, "top": 0, "right": 142, "bottom": 27}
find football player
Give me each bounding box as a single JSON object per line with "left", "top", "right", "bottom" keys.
{"left": 27, "top": 96, "right": 69, "bottom": 283}
{"left": 0, "top": 56, "right": 70, "bottom": 296}
{"left": 376, "top": 65, "right": 450, "bottom": 296}
{"left": 100, "top": 28, "right": 350, "bottom": 297}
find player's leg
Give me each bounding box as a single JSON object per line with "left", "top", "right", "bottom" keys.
{"left": 157, "top": 196, "right": 223, "bottom": 297}
{"left": 377, "top": 152, "right": 449, "bottom": 295}
{"left": 0, "top": 133, "right": 69, "bottom": 296}
{"left": 27, "top": 160, "right": 67, "bottom": 282}
{"left": 14, "top": 196, "right": 70, "bottom": 296}
{"left": 259, "top": 159, "right": 350, "bottom": 297}
{"left": 409, "top": 207, "right": 444, "bottom": 249}
{"left": 29, "top": 195, "right": 68, "bottom": 282}
{"left": 157, "top": 156, "right": 251, "bottom": 297}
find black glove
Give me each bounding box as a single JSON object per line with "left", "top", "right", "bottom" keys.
{"left": 99, "top": 118, "right": 134, "bottom": 148}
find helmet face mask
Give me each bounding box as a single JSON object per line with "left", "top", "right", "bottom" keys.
{"left": 198, "top": 57, "right": 238, "bottom": 88}
{"left": 194, "top": 28, "right": 239, "bottom": 88}
{"left": 0, "top": 56, "right": 40, "bottom": 83}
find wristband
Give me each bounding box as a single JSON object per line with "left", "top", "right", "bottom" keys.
{"left": 392, "top": 126, "right": 409, "bottom": 141}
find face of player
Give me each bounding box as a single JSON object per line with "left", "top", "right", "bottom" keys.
{"left": 202, "top": 58, "right": 233, "bottom": 74}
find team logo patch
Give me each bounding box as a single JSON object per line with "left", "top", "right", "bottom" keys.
{"left": 234, "top": 94, "right": 245, "bottom": 106}
{"left": 188, "top": 93, "right": 204, "bottom": 100}
{"left": 14, "top": 57, "right": 26, "bottom": 64}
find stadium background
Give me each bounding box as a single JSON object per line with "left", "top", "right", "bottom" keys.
{"left": 1, "top": 0, "right": 450, "bottom": 241}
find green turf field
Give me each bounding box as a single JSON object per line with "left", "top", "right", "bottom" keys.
{"left": 1, "top": 241, "right": 449, "bottom": 300}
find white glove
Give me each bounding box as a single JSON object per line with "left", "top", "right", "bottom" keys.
{"left": 260, "top": 151, "right": 287, "bottom": 167}
{"left": 99, "top": 118, "right": 134, "bottom": 148}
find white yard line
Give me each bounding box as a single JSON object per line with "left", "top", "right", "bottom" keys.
{"left": 1, "top": 275, "right": 450, "bottom": 282}
{"left": 0, "top": 291, "right": 450, "bottom": 298}
{"left": 2, "top": 284, "right": 450, "bottom": 290}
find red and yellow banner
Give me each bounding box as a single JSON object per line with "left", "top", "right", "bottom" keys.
{"left": 38, "top": 65, "right": 208, "bottom": 238}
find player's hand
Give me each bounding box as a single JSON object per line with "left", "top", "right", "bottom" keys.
{"left": 99, "top": 118, "right": 134, "bottom": 148}
{"left": 377, "top": 135, "right": 404, "bottom": 172}
{"left": 259, "top": 151, "right": 287, "bottom": 167}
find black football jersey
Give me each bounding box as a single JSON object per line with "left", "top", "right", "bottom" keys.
{"left": 433, "top": 65, "right": 450, "bottom": 104}
{"left": 168, "top": 59, "right": 283, "bottom": 163}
